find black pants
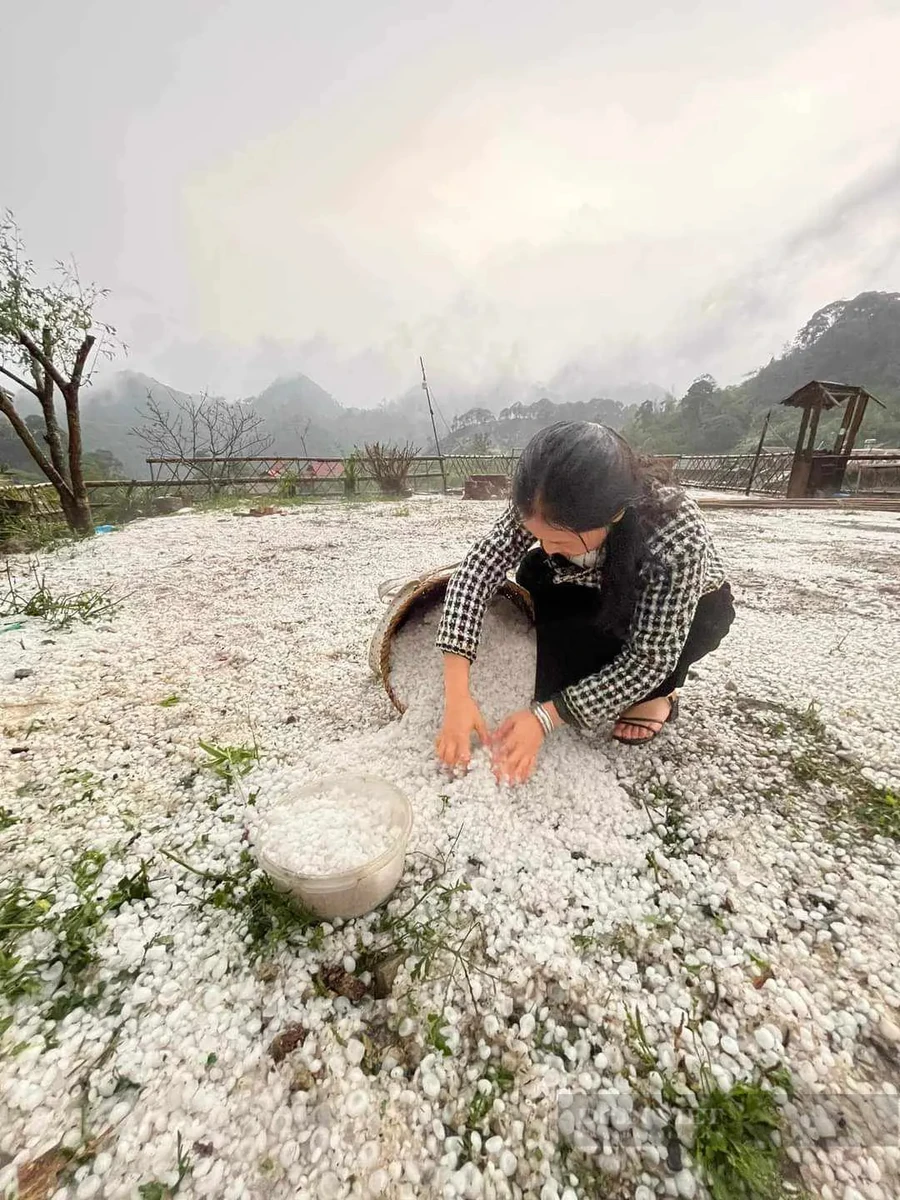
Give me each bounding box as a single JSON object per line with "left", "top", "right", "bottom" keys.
{"left": 515, "top": 548, "right": 735, "bottom": 709}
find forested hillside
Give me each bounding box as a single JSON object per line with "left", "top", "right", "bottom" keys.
{"left": 623, "top": 292, "right": 900, "bottom": 454}
{"left": 3, "top": 292, "right": 898, "bottom": 482}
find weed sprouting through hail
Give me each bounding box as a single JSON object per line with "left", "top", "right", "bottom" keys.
{"left": 1, "top": 564, "right": 123, "bottom": 629}
{"left": 624, "top": 1005, "right": 657, "bottom": 1073}
{"left": 617, "top": 998, "right": 797, "bottom": 1200}
{"left": 159, "top": 848, "right": 323, "bottom": 960}
{"left": 748, "top": 697, "right": 898, "bottom": 843}
{"left": 640, "top": 780, "right": 688, "bottom": 858}
{"left": 797, "top": 700, "right": 826, "bottom": 740}
{"left": 788, "top": 751, "right": 900, "bottom": 843}
{"left": 425, "top": 1011, "right": 453, "bottom": 1056}
{"left": 0, "top": 881, "right": 54, "bottom": 1003}
{"left": 137, "top": 1132, "right": 192, "bottom": 1198}
{"left": 855, "top": 787, "right": 899, "bottom": 840}
{"left": 693, "top": 1078, "right": 789, "bottom": 1200}
{"left": 0, "top": 852, "right": 155, "bottom": 1019}
{"left": 463, "top": 1063, "right": 516, "bottom": 1143}
{"left": 198, "top": 739, "right": 260, "bottom": 787}
{"left": 62, "top": 768, "right": 101, "bottom": 804}
{"left": 366, "top": 828, "right": 497, "bottom": 1010}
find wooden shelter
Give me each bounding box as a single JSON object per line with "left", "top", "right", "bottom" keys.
{"left": 782, "top": 380, "right": 885, "bottom": 497}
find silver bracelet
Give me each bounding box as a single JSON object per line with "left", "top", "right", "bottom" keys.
{"left": 531, "top": 702, "right": 554, "bottom": 736}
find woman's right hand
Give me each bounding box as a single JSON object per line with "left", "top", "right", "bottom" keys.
{"left": 436, "top": 694, "right": 490, "bottom": 771}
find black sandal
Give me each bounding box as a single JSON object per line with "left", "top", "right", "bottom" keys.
{"left": 612, "top": 694, "right": 680, "bottom": 745}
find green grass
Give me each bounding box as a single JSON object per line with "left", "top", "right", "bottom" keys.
{"left": 572, "top": 920, "right": 642, "bottom": 959}
{"left": 746, "top": 697, "right": 898, "bottom": 843}
{"left": 614, "top": 1003, "right": 796, "bottom": 1197}
{"left": 198, "top": 739, "right": 260, "bottom": 786}
{"left": 105, "top": 861, "right": 153, "bottom": 912}
{"left": 572, "top": 930, "right": 602, "bottom": 956}
{"left": 642, "top": 781, "right": 689, "bottom": 857}
{"left": 0, "top": 851, "right": 153, "bottom": 1015}
{"left": 161, "top": 847, "right": 323, "bottom": 960}
{"left": 96, "top": 484, "right": 155, "bottom": 526}
{"left": 856, "top": 788, "right": 899, "bottom": 840}
{"left": 747, "top": 952, "right": 773, "bottom": 985}
{"left": 194, "top": 491, "right": 362, "bottom": 513}
{"left": 0, "top": 881, "right": 54, "bottom": 1002}
{"left": 624, "top": 1004, "right": 658, "bottom": 1074}
{"left": 159, "top": 695, "right": 180, "bottom": 707}
{"left": 787, "top": 749, "right": 900, "bottom": 842}
{"left": 373, "top": 873, "right": 480, "bottom": 1000}
{"left": 62, "top": 768, "right": 101, "bottom": 804}
{"left": 137, "top": 1132, "right": 191, "bottom": 1198}
{"left": 796, "top": 700, "right": 826, "bottom": 739}
{"left": 425, "top": 1011, "right": 453, "bottom": 1056}
{"left": 0, "top": 806, "right": 19, "bottom": 831}
{"left": 465, "top": 1063, "right": 515, "bottom": 1128}
{"left": 191, "top": 489, "right": 403, "bottom": 514}
{"left": 456, "top": 1063, "right": 518, "bottom": 1168}
{"left": 1, "top": 565, "right": 122, "bottom": 628}
{"left": 0, "top": 507, "right": 71, "bottom": 552}
{"left": 694, "top": 1080, "right": 789, "bottom": 1200}
{"left": 789, "top": 753, "right": 820, "bottom": 783}
{"left": 346, "top": 833, "right": 494, "bottom": 1010}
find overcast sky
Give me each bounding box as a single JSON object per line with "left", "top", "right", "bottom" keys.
{"left": 4, "top": 0, "right": 900, "bottom": 404}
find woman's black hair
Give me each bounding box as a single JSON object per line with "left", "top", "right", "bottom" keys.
{"left": 512, "top": 421, "right": 680, "bottom": 638}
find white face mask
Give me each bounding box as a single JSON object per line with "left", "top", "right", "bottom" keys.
{"left": 565, "top": 547, "right": 601, "bottom": 568}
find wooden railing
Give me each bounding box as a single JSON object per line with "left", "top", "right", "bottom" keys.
{"left": 4, "top": 447, "right": 899, "bottom": 524}
{"left": 672, "top": 452, "right": 795, "bottom": 495}
{"left": 144, "top": 454, "right": 523, "bottom": 496}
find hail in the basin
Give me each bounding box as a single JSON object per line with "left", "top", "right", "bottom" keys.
{"left": 389, "top": 596, "right": 536, "bottom": 725}
{"left": 258, "top": 783, "right": 400, "bottom": 876}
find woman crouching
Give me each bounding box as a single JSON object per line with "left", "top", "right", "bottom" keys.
{"left": 435, "top": 422, "right": 734, "bottom": 782}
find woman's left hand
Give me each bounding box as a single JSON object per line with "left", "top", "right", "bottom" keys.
{"left": 491, "top": 709, "right": 545, "bottom": 784}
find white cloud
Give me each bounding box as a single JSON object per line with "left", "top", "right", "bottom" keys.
{"left": 171, "top": 5, "right": 900, "bottom": 397}
{"left": 8, "top": 0, "right": 896, "bottom": 402}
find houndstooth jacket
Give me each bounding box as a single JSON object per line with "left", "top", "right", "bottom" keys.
{"left": 435, "top": 490, "right": 727, "bottom": 729}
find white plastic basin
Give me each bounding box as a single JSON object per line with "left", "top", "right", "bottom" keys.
{"left": 256, "top": 773, "right": 413, "bottom": 920}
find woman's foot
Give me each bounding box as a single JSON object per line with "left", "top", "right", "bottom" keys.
{"left": 612, "top": 694, "right": 678, "bottom": 743}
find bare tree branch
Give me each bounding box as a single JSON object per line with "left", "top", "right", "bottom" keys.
{"left": 69, "top": 333, "right": 95, "bottom": 391}
{"left": 131, "top": 390, "right": 192, "bottom": 461}
{"left": 17, "top": 329, "right": 70, "bottom": 395}
{"left": 131, "top": 390, "right": 273, "bottom": 486}
{"left": 296, "top": 417, "right": 311, "bottom": 458}
{"left": 0, "top": 386, "right": 72, "bottom": 496}
{"left": 0, "top": 364, "right": 39, "bottom": 398}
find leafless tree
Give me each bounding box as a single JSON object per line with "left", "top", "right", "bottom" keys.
{"left": 131, "top": 389, "right": 273, "bottom": 489}
{"left": 360, "top": 441, "right": 420, "bottom": 496}
{"left": 0, "top": 211, "right": 118, "bottom": 535}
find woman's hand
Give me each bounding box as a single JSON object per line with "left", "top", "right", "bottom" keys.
{"left": 436, "top": 694, "right": 490, "bottom": 771}
{"left": 491, "top": 709, "right": 545, "bottom": 784}
{"left": 437, "top": 654, "right": 490, "bottom": 771}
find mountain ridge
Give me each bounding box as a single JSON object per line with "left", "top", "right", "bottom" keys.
{"left": 2, "top": 290, "right": 898, "bottom": 479}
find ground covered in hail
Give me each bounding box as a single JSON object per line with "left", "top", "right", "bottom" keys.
{"left": 1, "top": 496, "right": 898, "bottom": 1200}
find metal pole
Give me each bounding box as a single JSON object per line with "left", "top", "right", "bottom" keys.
{"left": 419, "top": 356, "right": 447, "bottom": 493}
{"left": 746, "top": 409, "right": 772, "bottom": 495}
